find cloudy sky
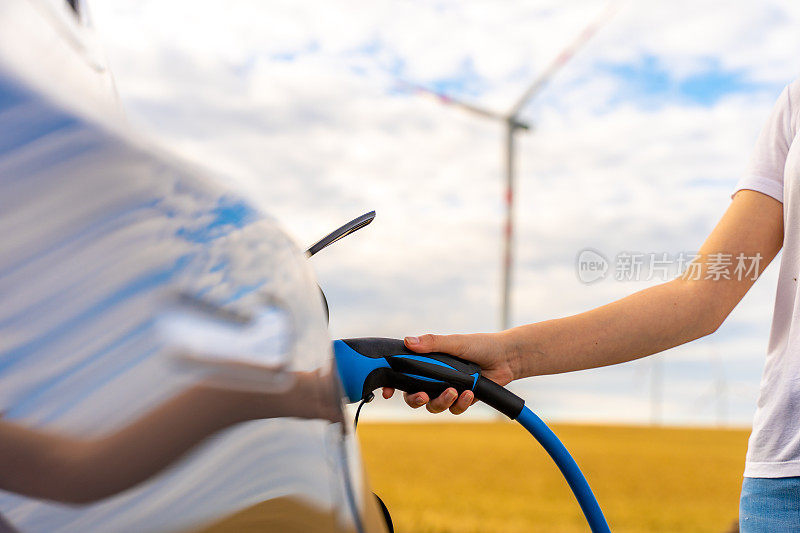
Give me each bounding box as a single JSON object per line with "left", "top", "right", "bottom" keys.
{"left": 89, "top": 0, "right": 800, "bottom": 426}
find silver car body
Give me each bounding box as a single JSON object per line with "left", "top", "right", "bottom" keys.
{"left": 0, "top": 1, "right": 379, "bottom": 531}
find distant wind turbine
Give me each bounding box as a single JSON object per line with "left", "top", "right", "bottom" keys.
{"left": 405, "top": 2, "right": 621, "bottom": 330}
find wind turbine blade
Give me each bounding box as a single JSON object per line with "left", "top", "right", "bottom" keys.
{"left": 399, "top": 79, "right": 508, "bottom": 122}
{"left": 509, "top": 0, "right": 623, "bottom": 117}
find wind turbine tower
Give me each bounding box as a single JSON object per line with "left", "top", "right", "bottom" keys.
{"left": 408, "top": 2, "right": 621, "bottom": 330}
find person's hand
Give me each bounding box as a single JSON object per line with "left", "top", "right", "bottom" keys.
{"left": 381, "top": 332, "right": 519, "bottom": 415}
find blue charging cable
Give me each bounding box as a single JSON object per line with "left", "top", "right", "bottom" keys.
{"left": 334, "top": 337, "right": 610, "bottom": 533}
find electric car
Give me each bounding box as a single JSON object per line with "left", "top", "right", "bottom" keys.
{"left": 0, "top": 1, "right": 386, "bottom": 531}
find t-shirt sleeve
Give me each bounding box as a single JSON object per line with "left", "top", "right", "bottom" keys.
{"left": 734, "top": 84, "right": 796, "bottom": 203}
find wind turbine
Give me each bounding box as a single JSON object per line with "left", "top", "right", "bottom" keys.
{"left": 406, "top": 2, "right": 621, "bottom": 330}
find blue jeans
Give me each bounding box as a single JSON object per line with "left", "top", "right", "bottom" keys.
{"left": 740, "top": 477, "right": 800, "bottom": 532}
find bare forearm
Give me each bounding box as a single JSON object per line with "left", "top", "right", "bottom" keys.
{"left": 0, "top": 370, "right": 340, "bottom": 503}
{"left": 507, "top": 278, "right": 719, "bottom": 378}
{"left": 72, "top": 373, "right": 341, "bottom": 502}
{"left": 506, "top": 191, "right": 783, "bottom": 379}
{"left": 398, "top": 191, "right": 783, "bottom": 415}
{"left": 0, "top": 386, "right": 243, "bottom": 503}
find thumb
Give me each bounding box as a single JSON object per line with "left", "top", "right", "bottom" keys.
{"left": 404, "top": 334, "right": 465, "bottom": 356}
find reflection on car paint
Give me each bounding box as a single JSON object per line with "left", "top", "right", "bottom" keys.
{"left": 0, "top": 67, "right": 369, "bottom": 531}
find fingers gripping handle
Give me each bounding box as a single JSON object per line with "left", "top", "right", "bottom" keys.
{"left": 333, "top": 338, "right": 524, "bottom": 419}
{"left": 333, "top": 338, "right": 477, "bottom": 402}
{"left": 333, "top": 338, "right": 608, "bottom": 532}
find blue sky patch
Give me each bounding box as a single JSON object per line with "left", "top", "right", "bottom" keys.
{"left": 601, "top": 55, "right": 773, "bottom": 108}
{"left": 427, "top": 57, "right": 487, "bottom": 99}
{"left": 177, "top": 196, "right": 257, "bottom": 243}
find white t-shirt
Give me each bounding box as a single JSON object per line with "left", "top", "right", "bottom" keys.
{"left": 736, "top": 79, "right": 800, "bottom": 478}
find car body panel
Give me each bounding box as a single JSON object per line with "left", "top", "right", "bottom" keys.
{"left": 0, "top": 1, "right": 385, "bottom": 531}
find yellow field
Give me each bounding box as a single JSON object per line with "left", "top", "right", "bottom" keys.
{"left": 357, "top": 422, "right": 749, "bottom": 533}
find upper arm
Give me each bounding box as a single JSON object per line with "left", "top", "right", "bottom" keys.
{"left": 683, "top": 82, "right": 795, "bottom": 327}
{"left": 683, "top": 189, "right": 783, "bottom": 327}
